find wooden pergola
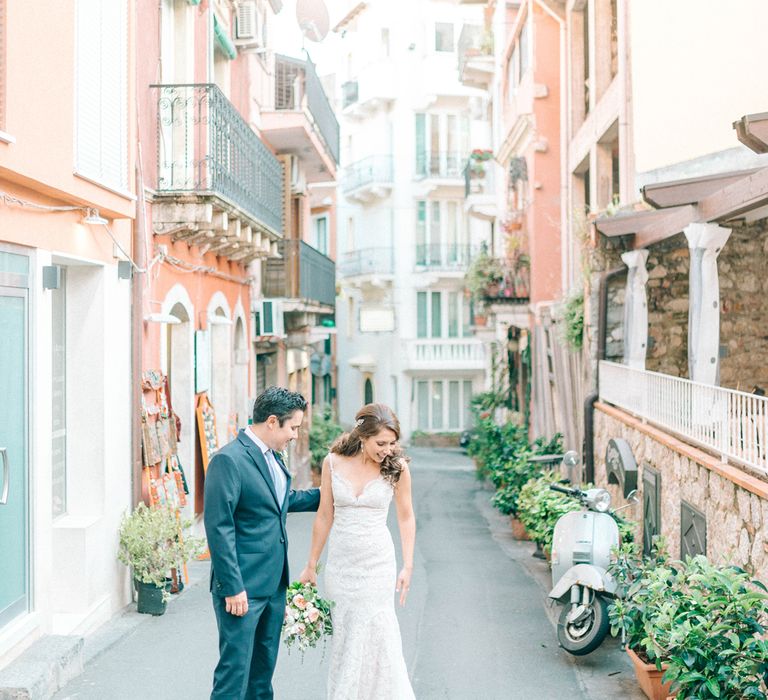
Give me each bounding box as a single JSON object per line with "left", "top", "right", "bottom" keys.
{"left": 595, "top": 113, "right": 768, "bottom": 248}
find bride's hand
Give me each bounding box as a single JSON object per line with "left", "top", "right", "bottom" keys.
{"left": 396, "top": 567, "right": 412, "bottom": 606}
{"left": 298, "top": 565, "right": 317, "bottom": 585}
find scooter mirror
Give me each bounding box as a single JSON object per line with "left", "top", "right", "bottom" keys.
{"left": 562, "top": 450, "right": 580, "bottom": 468}
{"left": 625, "top": 489, "right": 640, "bottom": 505}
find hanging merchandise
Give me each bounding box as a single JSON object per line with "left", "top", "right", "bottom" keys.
{"left": 168, "top": 454, "right": 188, "bottom": 506}
{"left": 141, "top": 397, "right": 162, "bottom": 467}
{"left": 196, "top": 393, "right": 218, "bottom": 472}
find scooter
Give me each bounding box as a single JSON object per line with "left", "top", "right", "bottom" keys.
{"left": 547, "top": 458, "right": 638, "bottom": 656}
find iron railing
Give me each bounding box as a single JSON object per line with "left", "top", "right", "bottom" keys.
{"left": 274, "top": 55, "right": 340, "bottom": 165}
{"left": 343, "top": 156, "right": 394, "bottom": 192}
{"left": 264, "top": 240, "right": 336, "bottom": 307}
{"left": 338, "top": 248, "right": 394, "bottom": 278}
{"left": 599, "top": 360, "right": 768, "bottom": 475}
{"left": 416, "top": 151, "right": 464, "bottom": 179}
{"left": 415, "top": 244, "right": 474, "bottom": 269}
{"left": 482, "top": 264, "right": 530, "bottom": 302}
{"left": 342, "top": 80, "right": 359, "bottom": 109}
{"left": 153, "top": 83, "right": 283, "bottom": 235}
{"left": 463, "top": 155, "right": 495, "bottom": 198}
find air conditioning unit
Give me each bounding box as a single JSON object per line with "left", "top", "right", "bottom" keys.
{"left": 253, "top": 299, "right": 285, "bottom": 339}
{"left": 235, "top": 1, "right": 261, "bottom": 45}
{"left": 289, "top": 155, "right": 307, "bottom": 194}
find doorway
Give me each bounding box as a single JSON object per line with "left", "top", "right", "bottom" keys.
{"left": 0, "top": 250, "right": 30, "bottom": 630}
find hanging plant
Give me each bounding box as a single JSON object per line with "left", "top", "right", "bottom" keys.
{"left": 558, "top": 289, "right": 584, "bottom": 352}
{"left": 465, "top": 249, "right": 504, "bottom": 300}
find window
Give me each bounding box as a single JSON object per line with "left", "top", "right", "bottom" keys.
{"left": 314, "top": 215, "right": 328, "bottom": 255}
{"left": 52, "top": 268, "right": 67, "bottom": 518}
{"left": 414, "top": 113, "right": 426, "bottom": 176}
{"left": 364, "top": 377, "right": 374, "bottom": 404}
{"left": 415, "top": 200, "right": 465, "bottom": 267}
{"left": 381, "top": 28, "right": 390, "bottom": 58}
{"left": 416, "top": 379, "right": 473, "bottom": 431}
{"left": 417, "top": 291, "right": 468, "bottom": 339}
{"left": 75, "top": 0, "right": 128, "bottom": 191}
{"left": 519, "top": 17, "right": 530, "bottom": 78}
{"left": 435, "top": 22, "right": 454, "bottom": 52}
{"left": 415, "top": 112, "right": 468, "bottom": 179}
{"left": 347, "top": 216, "right": 355, "bottom": 252}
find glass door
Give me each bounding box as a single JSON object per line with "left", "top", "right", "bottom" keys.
{"left": 0, "top": 284, "right": 29, "bottom": 628}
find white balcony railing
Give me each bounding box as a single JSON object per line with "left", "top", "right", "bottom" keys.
{"left": 599, "top": 360, "right": 768, "bottom": 475}
{"left": 406, "top": 339, "right": 485, "bottom": 371}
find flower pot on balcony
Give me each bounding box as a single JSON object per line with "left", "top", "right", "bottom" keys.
{"left": 626, "top": 647, "right": 674, "bottom": 700}
{"left": 473, "top": 314, "right": 487, "bottom": 327}
{"left": 485, "top": 282, "right": 500, "bottom": 297}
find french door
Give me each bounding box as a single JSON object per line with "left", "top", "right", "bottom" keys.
{"left": 0, "top": 257, "right": 30, "bottom": 629}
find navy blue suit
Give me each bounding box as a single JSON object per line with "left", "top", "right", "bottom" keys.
{"left": 204, "top": 430, "right": 320, "bottom": 699}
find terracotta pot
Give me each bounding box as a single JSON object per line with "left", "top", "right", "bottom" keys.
{"left": 509, "top": 517, "right": 530, "bottom": 541}
{"left": 626, "top": 647, "right": 674, "bottom": 700}
{"left": 474, "top": 314, "right": 487, "bottom": 327}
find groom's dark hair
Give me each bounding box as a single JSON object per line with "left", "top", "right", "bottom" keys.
{"left": 252, "top": 386, "right": 308, "bottom": 426}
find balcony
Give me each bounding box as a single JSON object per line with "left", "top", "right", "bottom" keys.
{"left": 342, "top": 156, "right": 394, "bottom": 203}
{"left": 342, "top": 61, "right": 396, "bottom": 118}
{"left": 415, "top": 244, "right": 473, "bottom": 271}
{"left": 338, "top": 247, "right": 394, "bottom": 280}
{"left": 463, "top": 153, "right": 496, "bottom": 220}
{"left": 404, "top": 338, "right": 485, "bottom": 373}
{"left": 261, "top": 55, "right": 340, "bottom": 182}
{"left": 415, "top": 152, "right": 465, "bottom": 193}
{"left": 599, "top": 360, "right": 768, "bottom": 476}
{"left": 151, "top": 84, "right": 283, "bottom": 259}
{"left": 483, "top": 264, "right": 530, "bottom": 304}
{"left": 264, "top": 239, "right": 336, "bottom": 309}
{"left": 458, "top": 25, "right": 494, "bottom": 90}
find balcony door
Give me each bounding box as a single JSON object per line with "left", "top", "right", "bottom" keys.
{"left": 415, "top": 200, "right": 464, "bottom": 267}
{"left": 414, "top": 112, "right": 469, "bottom": 178}
{"left": 0, "top": 251, "right": 30, "bottom": 630}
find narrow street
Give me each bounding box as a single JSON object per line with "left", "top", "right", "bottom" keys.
{"left": 53, "top": 448, "right": 640, "bottom": 700}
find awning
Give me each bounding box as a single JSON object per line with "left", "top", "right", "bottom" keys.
{"left": 213, "top": 15, "right": 237, "bottom": 60}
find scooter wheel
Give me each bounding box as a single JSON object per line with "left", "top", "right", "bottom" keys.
{"left": 556, "top": 595, "right": 609, "bottom": 656}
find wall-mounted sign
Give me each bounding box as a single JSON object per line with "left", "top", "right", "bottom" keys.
{"left": 605, "top": 437, "right": 638, "bottom": 497}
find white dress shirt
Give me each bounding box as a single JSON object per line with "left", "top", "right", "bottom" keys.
{"left": 245, "top": 427, "right": 287, "bottom": 506}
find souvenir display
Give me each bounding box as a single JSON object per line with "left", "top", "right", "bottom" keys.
{"left": 196, "top": 393, "right": 218, "bottom": 472}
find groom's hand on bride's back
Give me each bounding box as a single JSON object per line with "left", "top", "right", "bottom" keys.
{"left": 225, "top": 590, "right": 249, "bottom": 616}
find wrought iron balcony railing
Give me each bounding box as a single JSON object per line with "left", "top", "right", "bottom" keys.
{"left": 416, "top": 151, "right": 465, "bottom": 179}
{"left": 342, "top": 156, "right": 394, "bottom": 193}
{"left": 342, "top": 80, "right": 359, "bottom": 109}
{"left": 274, "top": 55, "right": 340, "bottom": 165}
{"left": 482, "top": 265, "right": 530, "bottom": 303}
{"left": 338, "top": 248, "right": 394, "bottom": 278}
{"left": 415, "top": 244, "right": 474, "bottom": 269}
{"left": 153, "top": 83, "right": 283, "bottom": 235}
{"left": 264, "top": 240, "right": 336, "bottom": 307}
{"left": 463, "top": 154, "right": 495, "bottom": 198}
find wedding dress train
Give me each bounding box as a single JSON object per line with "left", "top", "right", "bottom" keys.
{"left": 324, "top": 455, "right": 416, "bottom": 700}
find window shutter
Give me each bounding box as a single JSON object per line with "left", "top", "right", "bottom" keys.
{"left": 414, "top": 113, "right": 426, "bottom": 177}
{"left": 76, "top": 0, "right": 128, "bottom": 191}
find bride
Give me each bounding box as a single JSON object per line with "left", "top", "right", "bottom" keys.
{"left": 299, "top": 403, "right": 416, "bottom": 699}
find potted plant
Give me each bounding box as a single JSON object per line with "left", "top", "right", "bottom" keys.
{"left": 118, "top": 503, "right": 205, "bottom": 615}
{"left": 608, "top": 540, "right": 677, "bottom": 700}
{"left": 465, "top": 249, "right": 504, "bottom": 301}
{"left": 655, "top": 556, "right": 768, "bottom": 699}
{"left": 309, "top": 407, "right": 344, "bottom": 486}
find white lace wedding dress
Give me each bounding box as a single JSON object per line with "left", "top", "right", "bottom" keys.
{"left": 324, "top": 455, "right": 416, "bottom": 700}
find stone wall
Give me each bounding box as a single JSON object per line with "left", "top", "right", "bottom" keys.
{"left": 594, "top": 403, "right": 768, "bottom": 583}
{"left": 718, "top": 218, "right": 768, "bottom": 391}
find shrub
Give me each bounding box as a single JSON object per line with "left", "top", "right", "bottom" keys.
{"left": 309, "top": 407, "right": 344, "bottom": 472}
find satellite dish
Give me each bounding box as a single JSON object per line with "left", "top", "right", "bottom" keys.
{"left": 296, "top": 0, "right": 330, "bottom": 43}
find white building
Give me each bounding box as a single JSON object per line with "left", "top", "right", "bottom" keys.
{"left": 333, "top": 0, "right": 494, "bottom": 438}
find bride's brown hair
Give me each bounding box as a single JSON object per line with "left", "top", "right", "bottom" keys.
{"left": 330, "top": 403, "right": 409, "bottom": 484}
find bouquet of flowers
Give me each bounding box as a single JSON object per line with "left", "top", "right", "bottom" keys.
{"left": 282, "top": 581, "right": 334, "bottom": 655}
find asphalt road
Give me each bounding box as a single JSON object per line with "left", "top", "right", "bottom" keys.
{"left": 54, "top": 448, "right": 640, "bottom": 700}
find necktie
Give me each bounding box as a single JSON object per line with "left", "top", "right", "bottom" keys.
{"left": 267, "top": 449, "right": 287, "bottom": 504}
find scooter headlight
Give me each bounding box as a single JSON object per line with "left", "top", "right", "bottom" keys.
{"left": 593, "top": 489, "right": 612, "bottom": 512}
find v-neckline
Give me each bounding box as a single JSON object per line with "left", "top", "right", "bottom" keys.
{"left": 332, "top": 470, "right": 383, "bottom": 500}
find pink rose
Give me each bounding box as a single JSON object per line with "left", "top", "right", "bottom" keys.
{"left": 296, "top": 623, "right": 306, "bottom": 634}
{"left": 292, "top": 594, "right": 307, "bottom": 610}
{"left": 307, "top": 608, "right": 320, "bottom": 623}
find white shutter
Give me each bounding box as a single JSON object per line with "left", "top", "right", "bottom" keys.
{"left": 75, "top": 0, "right": 128, "bottom": 192}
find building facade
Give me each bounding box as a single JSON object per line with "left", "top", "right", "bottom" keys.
{"left": 335, "top": 0, "right": 491, "bottom": 438}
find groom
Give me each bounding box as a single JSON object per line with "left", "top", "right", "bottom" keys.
{"left": 204, "top": 387, "right": 320, "bottom": 699}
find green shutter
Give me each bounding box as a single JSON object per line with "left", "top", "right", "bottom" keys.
{"left": 417, "top": 292, "right": 427, "bottom": 338}
{"left": 415, "top": 201, "right": 426, "bottom": 264}
{"left": 415, "top": 113, "right": 426, "bottom": 177}
{"left": 213, "top": 15, "right": 237, "bottom": 60}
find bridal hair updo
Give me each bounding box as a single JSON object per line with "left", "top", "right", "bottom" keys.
{"left": 330, "top": 403, "right": 409, "bottom": 484}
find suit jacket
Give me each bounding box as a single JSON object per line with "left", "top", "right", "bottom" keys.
{"left": 203, "top": 430, "right": 320, "bottom": 599}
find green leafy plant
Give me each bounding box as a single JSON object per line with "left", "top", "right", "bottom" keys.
{"left": 517, "top": 472, "right": 582, "bottom": 551}
{"left": 465, "top": 249, "right": 504, "bottom": 300}
{"left": 118, "top": 503, "right": 205, "bottom": 600}
{"left": 309, "top": 407, "right": 344, "bottom": 473}
{"left": 558, "top": 289, "right": 584, "bottom": 351}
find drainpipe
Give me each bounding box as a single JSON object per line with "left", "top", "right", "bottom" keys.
{"left": 584, "top": 265, "right": 624, "bottom": 483}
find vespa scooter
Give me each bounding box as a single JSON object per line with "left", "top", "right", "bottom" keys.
{"left": 547, "top": 466, "right": 637, "bottom": 655}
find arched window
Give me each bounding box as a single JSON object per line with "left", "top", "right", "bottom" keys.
{"left": 364, "top": 377, "right": 374, "bottom": 405}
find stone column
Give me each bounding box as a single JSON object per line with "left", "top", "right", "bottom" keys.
{"left": 684, "top": 223, "right": 731, "bottom": 385}
{"left": 621, "top": 249, "right": 649, "bottom": 369}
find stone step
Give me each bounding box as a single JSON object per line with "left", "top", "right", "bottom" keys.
{"left": 0, "top": 636, "right": 83, "bottom": 700}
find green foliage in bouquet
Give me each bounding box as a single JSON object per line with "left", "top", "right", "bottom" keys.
{"left": 309, "top": 407, "right": 344, "bottom": 472}
{"left": 283, "top": 581, "right": 334, "bottom": 656}
{"left": 117, "top": 503, "right": 205, "bottom": 600}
